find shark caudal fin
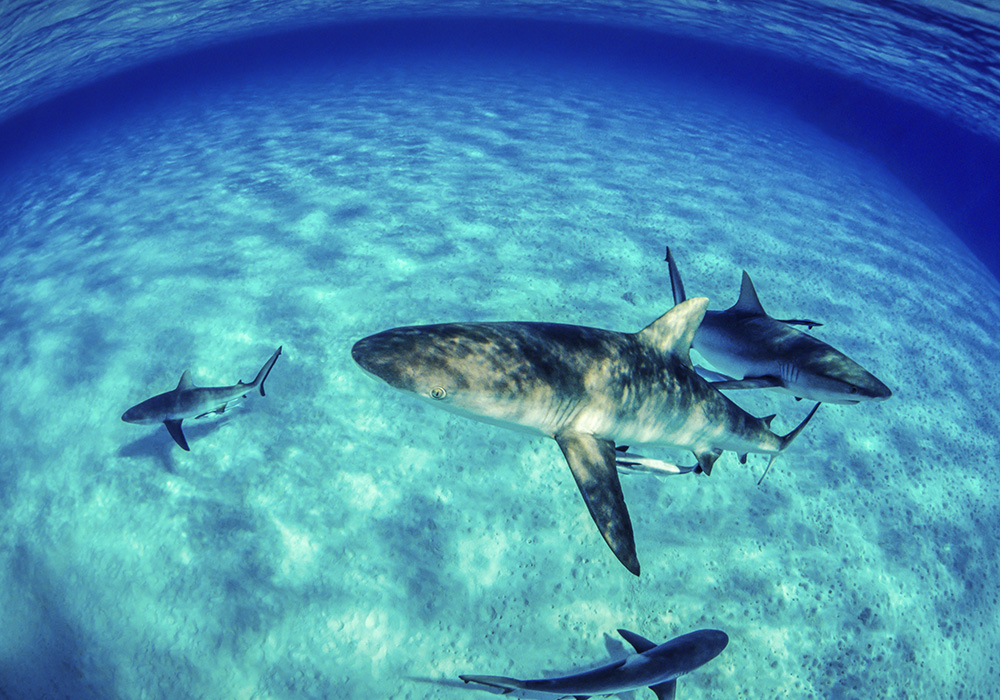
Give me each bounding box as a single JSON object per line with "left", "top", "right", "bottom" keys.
{"left": 245, "top": 346, "right": 282, "bottom": 397}
{"left": 757, "top": 402, "right": 821, "bottom": 485}
{"left": 665, "top": 246, "right": 687, "bottom": 305}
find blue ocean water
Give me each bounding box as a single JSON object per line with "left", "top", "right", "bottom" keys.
{"left": 1, "top": 7, "right": 999, "bottom": 700}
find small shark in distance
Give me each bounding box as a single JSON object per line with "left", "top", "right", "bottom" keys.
{"left": 122, "top": 346, "right": 282, "bottom": 451}
{"left": 351, "top": 299, "right": 818, "bottom": 575}
{"left": 460, "top": 628, "right": 729, "bottom": 700}
{"left": 666, "top": 247, "right": 891, "bottom": 404}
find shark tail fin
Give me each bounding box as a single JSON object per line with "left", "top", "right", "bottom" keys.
{"left": 758, "top": 403, "right": 821, "bottom": 485}
{"left": 665, "top": 246, "right": 687, "bottom": 305}
{"left": 250, "top": 346, "right": 282, "bottom": 397}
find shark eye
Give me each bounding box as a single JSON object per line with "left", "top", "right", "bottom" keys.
{"left": 429, "top": 386, "right": 447, "bottom": 400}
{"left": 849, "top": 386, "right": 859, "bottom": 394}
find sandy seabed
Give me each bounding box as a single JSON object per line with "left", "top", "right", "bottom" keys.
{"left": 1, "top": 50, "right": 998, "bottom": 699}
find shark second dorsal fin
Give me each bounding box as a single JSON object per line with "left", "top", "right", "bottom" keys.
{"left": 732, "top": 271, "right": 767, "bottom": 315}
{"left": 176, "top": 370, "right": 195, "bottom": 391}
{"left": 638, "top": 297, "right": 709, "bottom": 366}
{"left": 618, "top": 629, "right": 657, "bottom": 653}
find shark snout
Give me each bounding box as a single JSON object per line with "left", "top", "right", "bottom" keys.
{"left": 869, "top": 377, "right": 893, "bottom": 401}
{"left": 700, "top": 629, "right": 730, "bottom": 657}
{"left": 351, "top": 331, "right": 416, "bottom": 392}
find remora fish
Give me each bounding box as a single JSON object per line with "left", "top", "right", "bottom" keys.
{"left": 460, "top": 628, "right": 728, "bottom": 700}
{"left": 666, "top": 247, "right": 891, "bottom": 404}
{"left": 122, "top": 346, "right": 281, "bottom": 451}
{"left": 351, "top": 300, "right": 818, "bottom": 575}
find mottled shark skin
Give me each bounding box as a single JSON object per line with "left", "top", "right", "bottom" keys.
{"left": 122, "top": 346, "right": 281, "bottom": 451}
{"left": 351, "top": 299, "right": 818, "bottom": 575}
{"left": 666, "top": 247, "right": 891, "bottom": 404}
{"left": 460, "top": 628, "right": 729, "bottom": 700}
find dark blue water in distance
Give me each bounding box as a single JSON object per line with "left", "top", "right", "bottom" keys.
{"left": 0, "top": 9, "right": 998, "bottom": 700}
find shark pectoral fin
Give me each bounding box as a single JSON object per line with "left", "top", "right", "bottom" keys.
{"left": 776, "top": 317, "right": 823, "bottom": 330}
{"left": 618, "top": 629, "right": 657, "bottom": 653}
{"left": 695, "top": 366, "right": 736, "bottom": 383}
{"left": 711, "top": 376, "right": 783, "bottom": 391}
{"left": 458, "top": 675, "right": 524, "bottom": 692}
{"left": 556, "top": 433, "right": 640, "bottom": 576}
{"left": 650, "top": 679, "right": 677, "bottom": 700}
{"left": 163, "top": 420, "right": 190, "bottom": 451}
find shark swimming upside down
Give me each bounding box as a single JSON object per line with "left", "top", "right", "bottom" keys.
{"left": 351, "top": 299, "right": 818, "bottom": 575}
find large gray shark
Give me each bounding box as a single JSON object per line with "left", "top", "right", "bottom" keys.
{"left": 351, "top": 299, "right": 818, "bottom": 575}
{"left": 460, "top": 628, "right": 728, "bottom": 700}
{"left": 666, "top": 247, "right": 891, "bottom": 404}
{"left": 122, "top": 346, "right": 281, "bottom": 451}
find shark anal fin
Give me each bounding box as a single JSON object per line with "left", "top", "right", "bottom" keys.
{"left": 711, "top": 375, "right": 783, "bottom": 391}
{"left": 650, "top": 679, "right": 677, "bottom": 700}
{"left": 556, "top": 433, "right": 639, "bottom": 576}
{"left": 164, "top": 419, "right": 190, "bottom": 451}
{"left": 618, "top": 628, "right": 657, "bottom": 653}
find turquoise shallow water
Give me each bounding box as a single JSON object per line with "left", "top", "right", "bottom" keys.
{"left": 1, "top": 46, "right": 999, "bottom": 699}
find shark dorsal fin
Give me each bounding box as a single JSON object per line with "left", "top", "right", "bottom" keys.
{"left": 176, "top": 370, "right": 195, "bottom": 391}
{"left": 732, "top": 271, "right": 767, "bottom": 315}
{"left": 618, "top": 629, "right": 657, "bottom": 653}
{"left": 638, "top": 297, "right": 709, "bottom": 365}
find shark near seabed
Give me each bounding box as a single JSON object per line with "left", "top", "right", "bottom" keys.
{"left": 665, "top": 247, "right": 892, "bottom": 404}
{"left": 122, "top": 346, "right": 281, "bottom": 451}
{"left": 460, "top": 628, "right": 728, "bottom": 700}
{"left": 351, "top": 299, "right": 818, "bottom": 575}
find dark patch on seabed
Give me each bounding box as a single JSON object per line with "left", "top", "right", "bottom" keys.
{"left": 0, "top": 17, "right": 998, "bottom": 284}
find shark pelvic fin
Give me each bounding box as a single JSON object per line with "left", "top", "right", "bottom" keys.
{"left": 650, "top": 679, "right": 678, "bottom": 700}
{"left": 618, "top": 629, "right": 657, "bottom": 653}
{"left": 176, "top": 370, "right": 195, "bottom": 391}
{"left": 665, "top": 246, "right": 687, "bottom": 305}
{"left": 164, "top": 419, "right": 190, "bottom": 451}
{"left": 732, "top": 271, "right": 767, "bottom": 315}
{"left": 556, "top": 433, "right": 640, "bottom": 576}
{"left": 638, "top": 297, "right": 709, "bottom": 366}
{"left": 694, "top": 448, "right": 723, "bottom": 476}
